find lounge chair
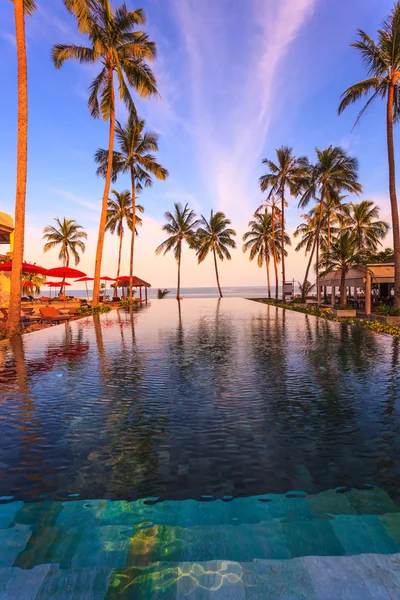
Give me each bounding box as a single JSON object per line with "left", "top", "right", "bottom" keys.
{"left": 1, "top": 308, "right": 41, "bottom": 325}
{"left": 40, "top": 296, "right": 52, "bottom": 303}
{"left": 39, "top": 307, "right": 70, "bottom": 324}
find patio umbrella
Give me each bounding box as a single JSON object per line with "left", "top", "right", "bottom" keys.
{"left": 46, "top": 267, "right": 86, "bottom": 295}
{"left": 0, "top": 262, "right": 48, "bottom": 275}
{"left": 74, "top": 276, "right": 94, "bottom": 300}
{"left": 100, "top": 276, "right": 115, "bottom": 298}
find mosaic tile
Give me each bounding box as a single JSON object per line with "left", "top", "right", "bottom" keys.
{"left": 0, "top": 525, "right": 31, "bottom": 568}
{"left": 0, "top": 565, "right": 50, "bottom": 600}
{"left": 307, "top": 489, "right": 356, "bottom": 517}
{"left": 332, "top": 514, "right": 387, "bottom": 555}
{"left": 36, "top": 565, "right": 111, "bottom": 600}
{"left": 347, "top": 489, "right": 399, "bottom": 516}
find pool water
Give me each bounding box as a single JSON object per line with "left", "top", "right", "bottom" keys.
{"left": 1, "top": 299, "right": 400, "bottom": 598}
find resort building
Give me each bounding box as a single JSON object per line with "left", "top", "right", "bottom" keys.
{"left": 0, "top": 212, "right": 14, "bottom": 306}
{"left": 319, "top": 258, "right": 395, "bottom": 315}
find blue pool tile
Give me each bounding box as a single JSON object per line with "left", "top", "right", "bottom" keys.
{"left": 176, "top": 561, "right": 245, "bottom": 600}
{"left": 304, "top": 554, "right": 394, "bottom": 599}
{"left": 0, "top": 502, "right": 24, "bottom": 529}
{"left": 106, "top": 564, "right": 179, "bottom": 599}
{"left": 0, "top": 525, "right": 31, "bottom": 568}
{"left": 0, "top": 565, "right": 50, "bottom": 600}
{"left": 331, "top": 514, "right": 387, "bottom": 555}
{"left": 36, "top": 565, "right": 111, "bottom": 599}
{"left": 71, "top": 526, "right": 133, "bottom": 569}
{"left": 306, "top": 489, "right": 356, "bottom": 517}
{"left": 281, "top": 519, "right": 345, "bottom": 558}
{"left": 242, "top": 557, "right": 317, "bottom": 599}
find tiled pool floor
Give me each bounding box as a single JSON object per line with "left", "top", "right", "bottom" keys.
{"left": 1, "top": 487, "right": 400, "bottom": 598}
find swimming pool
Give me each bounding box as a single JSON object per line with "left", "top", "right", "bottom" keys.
{"left": 1, "top": 299, "right": 400, "bottom": 597}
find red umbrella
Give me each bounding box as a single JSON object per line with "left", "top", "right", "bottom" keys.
{"left": 0, "top": 262, "right": 48, "bottom": 275}
{"left": 100, "top": 276, "right": 115, "bottom": 298}
{"left": 22, "top": 281, "right": 35, "bottom": 287}
{"left": 74, "top": 276, "right": 94, "bottom": 300}
{"left": 46, "top": 267, "right": 86, "bottom": 295}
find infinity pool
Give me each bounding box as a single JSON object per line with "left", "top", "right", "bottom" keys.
{"left": 1, "top": 299, "right": 400, "bottom": 598}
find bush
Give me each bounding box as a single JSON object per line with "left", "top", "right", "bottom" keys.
{"left": 377, "top": 304, "right": 400, "bottom": 316}
{"left": 77, "top": 304, "right": 111, "bottom": 316}
{"left": 333, "top": 303, "right": 353, "bottom": 310}
{"left": 119, "top": 298, "right": 140, "bottom": 308}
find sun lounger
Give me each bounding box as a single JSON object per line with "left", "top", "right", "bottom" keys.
{"left": 0, "top": 308, "right": 41, "bottom": 325}
{"left": 40, "top": 296, "right": 52, "bottom": 303}
{"left": 39, "top": 307, "right": 70, "bottom": 324}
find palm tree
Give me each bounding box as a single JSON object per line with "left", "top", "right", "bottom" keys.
{"left": 257, "top": 196, "right": 283, "bottom": 299}
{"left": 259, "top": 147, "right": 303, "bottom": 297}
{"left": 298, "top": 280, "right": 315, "bottom": 298}
{"left": 320, "top": 232, "right": 367, "bottom": 308}
{"left": 22, "top": 269, "right": 46, "bottom": 297}
{"left": 106, "top": 190, "right": 143, "bottom": 285}
{"left": 195, "top": 210, "right": 237, "bottom": 298}
{"left": 43, "top": 218, "right": 87, "bottom": 266}
{"left": 155, "top": 203, "right": 200, "bottom": 300}
{"left": 53, "top": 2, "right": 158, "bottom": 306}
{"left": 297, "top": 146, "right": 362, "bottom": 301}
{"left": 95, "top": 113, "right": 168, "bottom": 301}
{"left": 6, "top": 0, "right": 37, "bottom": 338}
{"left": 243, "top": 210, "right": 290, "bottom": 298}
{"left": 340, "top": 200, "right": 389, "bottom": 250}
{"left": 338, "top": 3, "right": 400, "bottom": 307}
{"left": 157, "top": 288, "right": 170, "bottom": 299}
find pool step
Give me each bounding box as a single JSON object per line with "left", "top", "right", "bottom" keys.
{"left": 1, "top": 554, "right": 400, "bottom": 599}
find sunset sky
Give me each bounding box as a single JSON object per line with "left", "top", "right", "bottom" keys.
{"left": 0, "top": 0, "right": 395, "bottom": 290}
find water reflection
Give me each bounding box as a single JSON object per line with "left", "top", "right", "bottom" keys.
{"left": 1, "top": 299, "right": 400, "bottom": 503}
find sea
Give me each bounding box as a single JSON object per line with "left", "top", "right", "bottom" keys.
{"left": 64, "top": 285, "right": 300, "bottom": 300}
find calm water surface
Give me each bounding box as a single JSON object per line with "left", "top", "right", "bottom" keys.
{"left": 1, "top": 298, "right": 400, "bottom": 504}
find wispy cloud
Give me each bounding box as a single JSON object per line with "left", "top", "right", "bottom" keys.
{"left": 48, "top": 187, "right": 99, "bottom": 212}
{"left": 172, "top": 0, "right": 317, "bottom": 223}
{"left": 0, "top": 31, "right": 16, "bottom": 47}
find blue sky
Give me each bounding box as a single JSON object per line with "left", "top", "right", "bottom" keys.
{"left": 0, "top": 0, "right": 396, "bottom": 288}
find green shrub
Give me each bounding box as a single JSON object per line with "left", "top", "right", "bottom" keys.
{"left": 377, "top": 304, "right": 400, "bottom": 316}
{"left": 333, "top": 303, "right": 353, "bottom": 310}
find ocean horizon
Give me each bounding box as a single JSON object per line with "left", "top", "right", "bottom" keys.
{"left": 57, "top": 285, "right": 300, "bottom": 299}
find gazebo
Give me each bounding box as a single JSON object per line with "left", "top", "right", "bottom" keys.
{"left": 116, "top": 276, "right": 151, "bottom": 302}
{"left": 0, "top": 212, "right": 14, "bottom": 248}
{"left": 318, "top": 259, "right": 395, "bottom": 315}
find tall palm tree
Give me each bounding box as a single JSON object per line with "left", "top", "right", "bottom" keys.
{"left": 259, "top": 147, "right": 303, "bottom": 297}
{"left": 53, "top": 1, "right": 158, "bottom": 306}
{"left": 257, "top": 196, "right": 284, "bottom": 299}
{"left": 338, "top": 3, "right": 400, "bottom": 307}
{"left": 320, "top": 232, "right": 367, "bottom": 308}
{"left": 43, "top": 218, "right": 87, "bottom": 266}
{"left": 195, "top": 210, "right": 237, "bottom": 298}
{"left": 22, "top": 269, "right": 47, "bottom": 297}
{"left": 155, "top": 203, "right": 200, "bottom": 300}
{"left": 340, "top": 200, "right": 389, "bottom": 250}
{"left": 95, "top": 113, "right": 168, "bottom": 301}
{"left": 297, "top": 146, "right": 362, "bottom": 301}
{"left": 243, "top": 210, "right": 290, "bottom": 298}
{"left": 106, "top": 189, "right": 143, "bottom": 284}
{"left": 6, "top": 0, "right": 37, "bottom": 338}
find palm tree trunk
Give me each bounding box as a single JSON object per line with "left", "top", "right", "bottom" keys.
{"left": 92, "top": 69, "right": 115, "bottom": 307}
{"left": 271, "top": 206, "right": 279, "bottom": 300}
{"left": 213, "top": 247, "right": 223, "bottom": 298}
{"left": 6, "top": 0, "right": 28, "bottom": 338}
{"left": 177, "top": 240, "right": 181, "bottom": 300}
{"left": 266, "top": 254, "right": 271, "bottom": 298}
{"left": 387, "top": 81, "right": 400, "bottom": 307}
{"left": 301, "top": 198, "right": 324, "bottom": 302}
{"left": 129, "top": 172, "right": 136, "bottom": 303}
{"left": 115, "top": 227, "right": 123, "bottom": 298}
{"left": 281, "top": 184, "right": 286, "bottom": 299}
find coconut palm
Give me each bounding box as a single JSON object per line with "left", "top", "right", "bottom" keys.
{"left": 338, "top": 3, "right": 400, "bottom": 306}
{"left": 257, "top": 196, "right": 284, "bottom": 299}
{"left": 298, "top": 280, "right": 315, "bottom": 298}
{"left": 195, "top": 211, "right": 237, "bottom": 298}
{"left": 157, "top": 288, "right": 170, "bottom": 299}
{"left": 7, "top": 0, "right": 37, "bottom": 337}
{"left": 320, "top": 232, "right": 367, "bottom": 308}
{"left": 53, "top": 1, "right": 158, "bottom": 305}
{"left": 243, "top": 210, "right": 290, "bottom": 299}
{"left": 43, "top": 218, "right": 87, "bottom": 267}
{"left": 259, "top": 147, "right": 303, "bottom": 296}
{"left": 296, "top": 146, "right": 362, "bottom": 301}
{"left": 22, "top": 269, "right": 46, "bottom": 297}
{"left": 340, "top": 200, "right": 389, "bottom": 251}
{"left": 155, "top": 203, "right": 200, "bottom": 300}
{"left": 106, "top": 190, "right": 143, "bottom": 285}
{"left": 95, "top": 113, "right": 168, "bottom": 301}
